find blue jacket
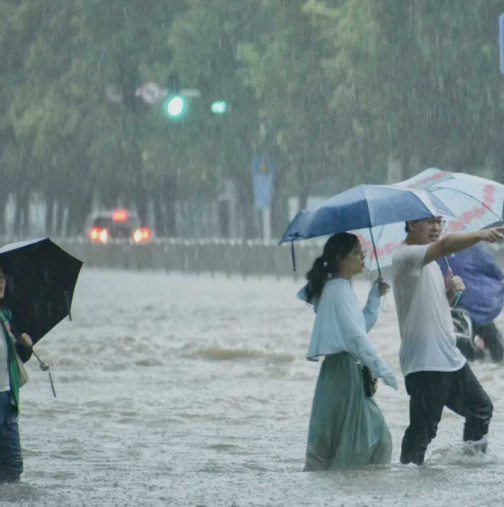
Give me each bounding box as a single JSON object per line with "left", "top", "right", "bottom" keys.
{"left": 438, "top": 244, "right": 504, "bottom": 325}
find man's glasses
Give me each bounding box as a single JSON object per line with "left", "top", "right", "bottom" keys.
{"left": 425, "top": 218, "right": 446, "bottom": 227}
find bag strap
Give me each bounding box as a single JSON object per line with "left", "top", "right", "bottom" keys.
{"left": 0, "top": 308, "right": 10, "bottom": 326}
{"left": 0, "top": 308, "right": 21, "bottom": 407}
{"left": 0, "top": 309, "right": 15, "bottom": 350}
{"left": 0, "top": 309, "right": 19, "bottom": 350}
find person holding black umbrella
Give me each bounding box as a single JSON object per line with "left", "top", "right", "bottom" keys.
{"left": 0, "top": 264, "right": 32, "bottom": 482}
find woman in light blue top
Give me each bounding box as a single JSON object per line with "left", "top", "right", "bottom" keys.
{"left": 301, "top": 233, "right": 397, "bottom": 471}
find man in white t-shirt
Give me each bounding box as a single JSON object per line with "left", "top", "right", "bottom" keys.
{"left": 392, "top": 217, "right": 504, "bottom": 466}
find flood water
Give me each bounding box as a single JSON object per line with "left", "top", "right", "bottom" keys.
{"left": 3, "top": 268, "right": 504, "bottom": 506}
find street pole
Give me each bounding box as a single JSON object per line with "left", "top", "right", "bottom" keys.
{"left": 262, "top": 207, "right": 271, "bottom": 242}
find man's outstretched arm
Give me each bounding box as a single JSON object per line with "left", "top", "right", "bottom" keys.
{"left": 425, "top": 227, "right": 504, "bottom": 265}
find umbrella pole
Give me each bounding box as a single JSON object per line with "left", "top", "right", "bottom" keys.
{"left": 31, "top": 349, "right": 57, "bottom": 398}
{"left": 368, "top": 228, "right": 382, "bottom": 279}
{"left": 443, "top": 256, "right": 463, "bottom": 307}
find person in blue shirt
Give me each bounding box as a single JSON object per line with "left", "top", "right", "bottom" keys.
{"left": 438, "top": 244, "right": 504, "bottom": 363}
{"left": 299, "top": 232, "right": 397, "bottom": 471}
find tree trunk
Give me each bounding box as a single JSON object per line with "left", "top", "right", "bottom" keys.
{"left": 0, "top": 195, "right": 7, "bottom": 236}
{"left": 55, "top": 201, "right": 65, "bottom": 237}
{"left": 270, "top": 160, "right": 286, "bottom": 239}
{"left": 152, "top": 195, "right": 165, "bottom": 237}
{"left": 14, "top": 187, "right": 30, "bottom": 237}
{"left": 45, "top": 196, "right": 54, "bottom": 236}
{"left": 163, "top": 175, "right": 177, "bottom": 237}
{"left": 235, "top": 178, "right": 256, "bottom": 239}
{"left": 66, "top": 192, "right": 92, "bottom": 237}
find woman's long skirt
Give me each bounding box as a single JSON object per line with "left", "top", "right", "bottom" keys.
{"left": 304, "top": 352, "right": 392, "bottom": 471}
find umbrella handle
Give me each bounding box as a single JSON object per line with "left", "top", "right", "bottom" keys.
{"left": 31, "top": 349, "right": 57, "bottom": 398}
{"left": 31, "top": 349, "right": 48, "bottom": 369}
{"left": 381, "top": 294, "right": 390, "bottom": 312}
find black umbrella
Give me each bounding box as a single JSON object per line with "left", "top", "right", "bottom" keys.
{"left": 0, "top": 238, "right": 83, "bottom": 342}
{"left": 0, "top": 238, "right": 83, "bottom": 396}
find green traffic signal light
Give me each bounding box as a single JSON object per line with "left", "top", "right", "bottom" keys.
{"left": 211, "top": 101, "right": 227, "bottom": 114}
{"left": 163, "top": 95, "right": 186, "bottom": 119}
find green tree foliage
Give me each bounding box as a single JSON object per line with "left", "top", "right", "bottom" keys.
{"left": 0, "top": 0, "right": 45, "bottom": 234}
{"left": 3, "top": 0, "right": 187, "bottom": 236}
{"left": 168, "top": 0, "right": 266, "bottom": 237}
{"left": 306, "top": 0, "right": 504, "bottom": 179}
{"left": 237, "top": 0, "right": 341, "bottom": 235}
{"left": 1, "top": 0, "right": 504, "bottom": 238}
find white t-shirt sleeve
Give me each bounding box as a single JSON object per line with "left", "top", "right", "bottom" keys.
{"left": 394, "top": 244, "right": 428, "bottom": 271}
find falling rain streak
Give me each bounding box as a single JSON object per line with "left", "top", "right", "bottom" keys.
{"left": 3, "top": 269, "right": 502, "bottom": 505}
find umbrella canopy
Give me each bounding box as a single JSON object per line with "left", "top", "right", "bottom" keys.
{"left": 280, "top": 184, "right": 452, "bottom": 244}
{"left": 279, "top": 184, "right": 453, "bottom": 274}
{"left": 0, "top": 238, "right": 83, "bottom": 344}
{"left": 358, "top": 168, "right": 504, "bottom": 271}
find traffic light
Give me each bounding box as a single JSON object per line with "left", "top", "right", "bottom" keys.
{"left": 163, "top": 95, "right": 186, "bottom": 119}
{"left": 211, "top": 100, "right": 228, "bottom": 114}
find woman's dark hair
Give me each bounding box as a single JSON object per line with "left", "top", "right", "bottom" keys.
{"left": 305, "top": 232, "right": 359, "bottom": 303}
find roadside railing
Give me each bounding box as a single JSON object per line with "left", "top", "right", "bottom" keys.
{"left": 3, "top": 236, "right": 504, "bottom": 279}
{"left": 53, "top": 238, "right": 324, "bottom": 279}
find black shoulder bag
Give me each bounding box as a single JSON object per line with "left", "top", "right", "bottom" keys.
{"left": 361, "top": 366, "right": 378, "bottom": 397}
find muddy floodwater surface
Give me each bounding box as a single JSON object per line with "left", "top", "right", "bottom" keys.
{"left": 2, "top": 268, "right": 504, "bottom": 506}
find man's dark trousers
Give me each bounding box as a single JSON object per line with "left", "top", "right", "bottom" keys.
{"left": 400, "top": 363, "right": 493, "bottom": 465}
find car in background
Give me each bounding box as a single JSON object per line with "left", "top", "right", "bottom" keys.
{"left": 85, "top": 209, "right": 152, "bottom": 244}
